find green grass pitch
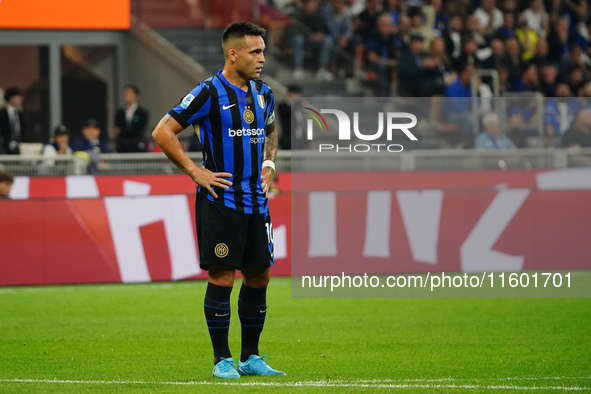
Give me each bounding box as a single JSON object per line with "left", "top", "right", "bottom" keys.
{"left": 0, "top": 277, "right": 589, "bottom": 393}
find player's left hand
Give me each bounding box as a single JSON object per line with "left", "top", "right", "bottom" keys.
{"left": 261, "top": 167, "right": 274, "bottom": 195}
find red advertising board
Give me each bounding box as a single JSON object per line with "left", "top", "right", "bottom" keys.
{"left": 1, "top": 169, "right": 590, "bottom": 286}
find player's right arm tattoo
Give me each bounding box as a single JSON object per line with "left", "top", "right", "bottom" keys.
{"left": 264, "top": 122, "right": 278, "bottom": 162}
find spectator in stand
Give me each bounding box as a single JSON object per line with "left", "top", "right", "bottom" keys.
{"left": 72, "top": 119, "right": 112, "bottom": 174}
{"left": 72, "top": 119, "right": 111, "bottom": 153}
{"left": 563, "top": 45, "right": 588, "bottom": 76}
{"left": 41, "top": 125, "right": 71, "bottom": 156}
{"left": 465, "top": 14, "right": 494, "bottom": 54}
{"left": 287, "top": 0, "right": 334, "bottom": 80}
{"left": 278, "top": 84, "right": 308, "bottom": 150}
{"left": 566, "top": 63, "right": 586, "bottom": 93}
{"left": 365, "top": 13, "right": 398, "bottom": 97}
{"left": 512, "top": 62, "right": 539, "bottom": 92}
{"left": 431, "top": 0, "right": 450, "bottom": 34}
{"left": 493, "top": 12, "right": 518, "bottom": 42}
{"left": 445, "top": 0, "right": 468, "bottom": 20}
{"left": 544, "top": 83, "right": 579, "bottom": 139}
{"left": 515, "top": 13, "right": 539, "bottom": 61}
{"left": 524, "top": 0, "right": 549, "bottom": 38}
{"left": 475, "top": 113, "right": 515, "bottom": 150}
{"left": 344, "top": 0, "right": 365, "bottom": 17}
{"left": 562, "top": 108, "right": 591, "bottom": 147}
{"left": 547, "top": 17, "right": 571, "bottom": 64}
{"left": 504, "top": 37, "right": 523, "bottom": 86}
{"left": 114, "top": 84, "right": 149, "bottom": 153}
{"left": 473, "top": 0, "right": 504, "bottom": 35}
{"left": 551, "top": 0, "right": 587, "bottom": 37}
{"left": 353, "top": 0, "right": 380, "bottom": 46}
{"left": 444, "top": 62, "right": 476, "bottom": 148}
{"left": 0, "top": 87, "right": 25, "bottom": 155}
{"left": 0, "top": 170, "right": 14, "bottom": 199}
{"left": 443, "top": 15, "right": 463, "bottom": 64}
{"left": 274, "top": 0, "right": 303, "bottom": 17}
{"left": 397, "top": 34, "right": 430, "bottom": 96}
{"left": 501, "top": 0, "right": 519, "bottom": 15}
{"left": 482, "top": 39, "right": 506, "bottom": 69}
{"left": 394, "top": 15, "right": 412, "bottom": 56}
{"left": 383, "top": 0, "right": 406, "bottom": 27}
{"left": 539, "top": 63, "right": 559, "bottom": 96}
{"left": 531, "top": 37, "right": 550, "bottom": 67}
{"left": 39, "top": 125, "right": 72, "bottom": 173}
{"left": 322, "top": 0, "right": 354, "bottom": 79}
{"left": 408, "top": 5, "right": 436, "bottom": 46}
{"left": 576, "top": 83, "right": 591, "bottom": 109}
{"left": 453, "top": 36, "right": 482, "bottom": 71}
{"left": 575, "top": 19, "right": 591, "bottom": 60}
{"left": 497, "top": 66, "right": 510, "bottom": 94}
{"left": 424, "top": 37, "right": 455, "bottom": 96}
{"left": 508, "top": 94, "right": 540, "bottom": 148}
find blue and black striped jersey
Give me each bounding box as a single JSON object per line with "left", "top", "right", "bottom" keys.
{"left": 168, "top": 70, "right": 275, "bottom": 214}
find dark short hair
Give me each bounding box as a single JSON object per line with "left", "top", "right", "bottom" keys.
{"left": 124, "top": 84, "right": 140, "bottom": 95}
{"left": 4, "top": 87, "right": 23, "bottom": 103}
{"left": 222, "top": 22, "right": 266, "bottom": 44}
{"left": 457, "top": 61, "right": 473, "bottom": 75}
{"left": 408, "top": 7, "right": 422, "bottom": 18}
{"left": 520, "top": 61, "right": 536, "bottom": 74}
{"left": 461, "top": 35, "right": 476, "bottom": 46}
{"left": 0, "top": 170, "right": 14, "bottom": 183}
{"left": 54, "top": 125, "right": 69, "bottom": 136}
{"left": 83, "top": 119, "right": 101, "bottom": 129}
{"left": 410, "top": 33, "right": 424, "bottom": 42}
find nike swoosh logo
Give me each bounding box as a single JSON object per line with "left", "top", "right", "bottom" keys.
{"left": 222, "top": 103, "right": 236, "bottom": 110}
{"left": 259, "top": 309, "right": 267, "bottom": 314}
{"left": 215, "top": 312, "right": 230, "bottom": 317}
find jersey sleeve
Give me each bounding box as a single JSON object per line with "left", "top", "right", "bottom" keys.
{"left": 168, "top": 82, "right": 211, "bottom": 129}
{"left": 266, "top": 87, "right": 276, "bottom": 126}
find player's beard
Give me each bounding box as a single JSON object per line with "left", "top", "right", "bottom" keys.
{"left": 238, "top": 65, "right": 261, "bottom": 81}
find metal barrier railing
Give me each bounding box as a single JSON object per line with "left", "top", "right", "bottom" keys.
{"left": 2, "top": 148, "right": 590, "bottom": 177}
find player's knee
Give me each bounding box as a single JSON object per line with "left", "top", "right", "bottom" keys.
{"left": 246, "top": 276, "right": 270, "bottom": 289}
{"left": 242, "top": 268, "right": 270, "bottom": 288}
{"left": 208, "top": 266, "right": 236, "bottom": 287}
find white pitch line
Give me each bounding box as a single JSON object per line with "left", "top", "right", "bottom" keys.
{"left": 352, "top": 376, "right": 591, "bottom": 383}
{"left": 0, "top": 283, "right": 190, "bottom": 294}
{"left": 1, "top": 378, "right": 589, "bottom": 390}
{"left": 0, "top": 280, "right": 292, "bottom": 295}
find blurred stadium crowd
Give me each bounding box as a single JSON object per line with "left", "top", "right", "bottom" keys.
{"left": 275, "top": 0, "right": 590, "bottom": 94}
{"left": 272, "top": 0, "right": 591, "bottom": 148}
{"left": 1, "top": 0, "right": 591, "bottom": 167}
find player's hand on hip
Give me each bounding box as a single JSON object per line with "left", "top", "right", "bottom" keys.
{"left": 261, "top": 167, "right": 274, "bottom": 195}
{"left": 193, "top": 167, "right": 232, "bottom": 199}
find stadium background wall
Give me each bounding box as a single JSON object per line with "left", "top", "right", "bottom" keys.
{"left": 1, "top": 171, "right": 590, "bottom": 286}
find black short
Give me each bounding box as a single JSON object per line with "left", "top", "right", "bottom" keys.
{"left": 195, "top": 192, "right": 274, "bottom": 270}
